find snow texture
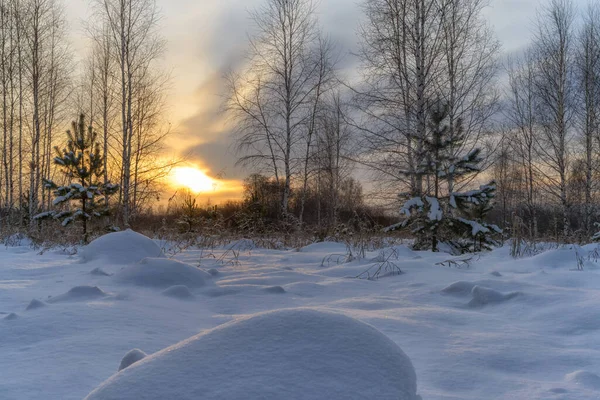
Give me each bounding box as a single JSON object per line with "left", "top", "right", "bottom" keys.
{"left": 5, "top": 233, "right": 600, "bottom": 399}
{"left": 25, "top": 299, "right": 46, "bottom": 311}
{"left": 261, "top": 285, "right": 286, "bottom": 294}
{"left": 91, "top": 268, "right": 112, "bottom": 277}
{"left": 565, "top": 370, "right": 600, "bottom": 389}
{"left": 47, "top": 286, "right": 107, "bottom": 303}
{"left": 468, "top": 285, "right": 519, "bottom": 307}
{"left": 161, "top": 285, "right": 194, "bottom": 299}
{"left": 441, "top": 281, "right": 477, "bottom": 296}
{"left": 80, "top": 230, "right": 164, "bottom": 265}
{"left": 118, "top": 349, "right": 147, "bottom": 372}
{"left": 114, "top": 258, "right": 211, "bottom": 288}
{"left": 84, "top": 308, "right": 420, "bottom": 400}
{"left": 3, "top": 312, "right": 18, "bottom": 320}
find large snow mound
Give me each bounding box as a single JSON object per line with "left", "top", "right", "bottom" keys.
{"left": 113, "top": 258, "right": 211, "bottom": 288}
{"left": 80, "top": 230, "right": 164, "bottom": 265}
{"left": 84, "top": 308, "right": 420, "bottom": 400}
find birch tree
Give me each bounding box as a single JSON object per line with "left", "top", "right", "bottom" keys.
{"left": 532, "top": 0, "right": 575, "bottom": 238}
{"left": 227, "top": 0, "right": 330, "bottom": 220}
{"left": 575, "top": 3, "right": 600, "bottom": 234}
{"left": 94, "top": 0, "right": 166, "bottom": 226}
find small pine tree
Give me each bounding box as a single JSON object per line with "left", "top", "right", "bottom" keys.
{"left": 34, "top": 114, "right": 119, "bottom": 243}
{"left": 396, "top": 101, "right": 500, "bottom": 252}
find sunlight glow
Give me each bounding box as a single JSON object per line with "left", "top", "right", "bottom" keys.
{"left": 172, "top": 167, "right": 217, "bottom": 193}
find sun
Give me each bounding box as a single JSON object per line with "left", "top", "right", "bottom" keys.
{"left": 171, "top": 167, "right": 217, "bottom": 193}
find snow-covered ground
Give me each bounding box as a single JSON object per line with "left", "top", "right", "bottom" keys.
{"left": 2, "top": 230, "right": 600, "bottom": 399}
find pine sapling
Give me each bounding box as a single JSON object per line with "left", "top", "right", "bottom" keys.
{"left": 34, "top": 114, "right": 119, "bottom": 243}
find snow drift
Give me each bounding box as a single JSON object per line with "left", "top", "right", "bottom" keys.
{"left": 468, "top": 285, "right": 520, "bottom": 307}
{"left": 80, "top": 230, "right": 164, "bottom": 265}
{"left": 113, "top": 258, "right": 211, "bottom": 288}
{"left": 25, "top": 299, "right": 46, "bottom": 311}
{"left": 161, "top": 285, "right": 194, "bottom": 299}
{"left": 84, "top": 308, "right": 420, "bottom": 400}
{"left": 47, "top": 286, "right": 107, "bottom": 303}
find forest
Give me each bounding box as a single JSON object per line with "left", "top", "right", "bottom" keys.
{"left": 0, "top": 0, "right": 596, "bottom": 252}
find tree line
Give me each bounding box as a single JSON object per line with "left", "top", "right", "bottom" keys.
{"left": 0, "top": 0, "right": 171, "bottom": 235}
{"left": 227, "top": 0, "right": 600, "bottom": 245}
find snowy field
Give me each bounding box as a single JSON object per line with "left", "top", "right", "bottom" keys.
{"left": 2, "top": 230, "right": 600, "bottom": 399}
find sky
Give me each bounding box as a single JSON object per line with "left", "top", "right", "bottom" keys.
{"left": 66, "top": 0, "right": 581, "bottom": 200}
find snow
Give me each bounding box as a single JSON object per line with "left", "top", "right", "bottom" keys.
{"left": 161, "top": 285, "right": 194, "bottom": 299}
{"left": 84, "top": 308, "right": 420, "bottom": 400}
{"left": 114, "top": 257, "right": 211, "bottom": 288}
{"left": 4, "top": 234, "right": 600, "bottom": 399}
{"left": 457, "top": 217, "right": 490, "bottom": 235}
{"left": 425, "top": 196, "right": 442, "bottom": 221}
{"left": 441, "top": 280, "right": 477, "bottom": 295}
{"left": 47, "top": 286, "right": 107, "bottom": 303}
{"left": 80, "top": 229, "right": 164, "bottom": 264}
{"left": 566, "top": 371, "right": 600, "bottom": 389}
{"left": 118, "top": 349, "right": 147, "bottom": 371}
{"left": 467, "top": 285, "right": 520, "bottom": 307}
{"left": 91, "top": 267, "right": 111, "bottom": 276}
{"left": 25, "top": 299, "right": 46, "bottom": 311}
{"left": 401, "top": 197, "right": 424, "bottom": 216}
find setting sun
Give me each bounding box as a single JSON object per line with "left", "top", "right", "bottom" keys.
{"left": 172, "top": 167, "right": 217, "bottom": 193}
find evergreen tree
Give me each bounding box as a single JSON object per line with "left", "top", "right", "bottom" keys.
{"left": 34, "top": 114, "right": 119, "bottom": 243}
{"left": 395, "top": 101, "right": 500, "bottom": 252}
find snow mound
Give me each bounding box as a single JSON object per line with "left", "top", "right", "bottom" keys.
{"left": 566, "top": 370, "right": 600, "bottom": 389}
{"left": 161, "top": 285, "right": 194, "bottom": 299}
{"left": 25, "top": 299, "right": 46, "bottom": 311}
{"left": 118, "top": 349, "right": 147, "bottom": 372}
{"left": 81, "top": 230, "right": 164, "bottom": 265}
{"left": 261, "top": 285, "right": 286, "bottom": 294}
{"left": 91, "top": 268, "right": 112, "bottom": 277}
{"left": 114, "top": 258, "right": 211, "bottom": 289}
{"left": 4, "top": 312, "right": 18, "bottom": 320}
{"left": 529, "top": 245, "right": 584, "bottom": 269}
{"left": 48, "top": 286, "right": 107, "bottom": 303}
{"left": 84, "top": 308, "right": 420, "bottom": 400}
{"left": 441, "top": 281, "right": 477, "bottom": 296}
{"left": 468, "top": 285, "right": 519, "bottom": 307}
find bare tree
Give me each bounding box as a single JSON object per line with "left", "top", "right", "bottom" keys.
{"left": 313, "top": 92, "right": 355, "bottom": 230}
{"left": 532, "top": 0, "right": 576, "bottom": 238}
{"left": 20, "top": 0, "right": 71, "bottom": 222}
{"left": 298, "top": 36, "right": 337, "bottom": 228}
{"left": 353, "top": 0, "right": 446, "bottom": 201}
{"left": 438, "top": 0, "right": 500, "bottom": 194}
{"left": 94, "top": 0, "right": 167, "bottom": 226}
{"left": 575, "top": 2, "right": 600, "bottom": 234}
{"left": 505, "top": 51, "right": 540, "bottom": 238}
{"left": 227, "top": 0, "right": 329, "bottom": 220}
